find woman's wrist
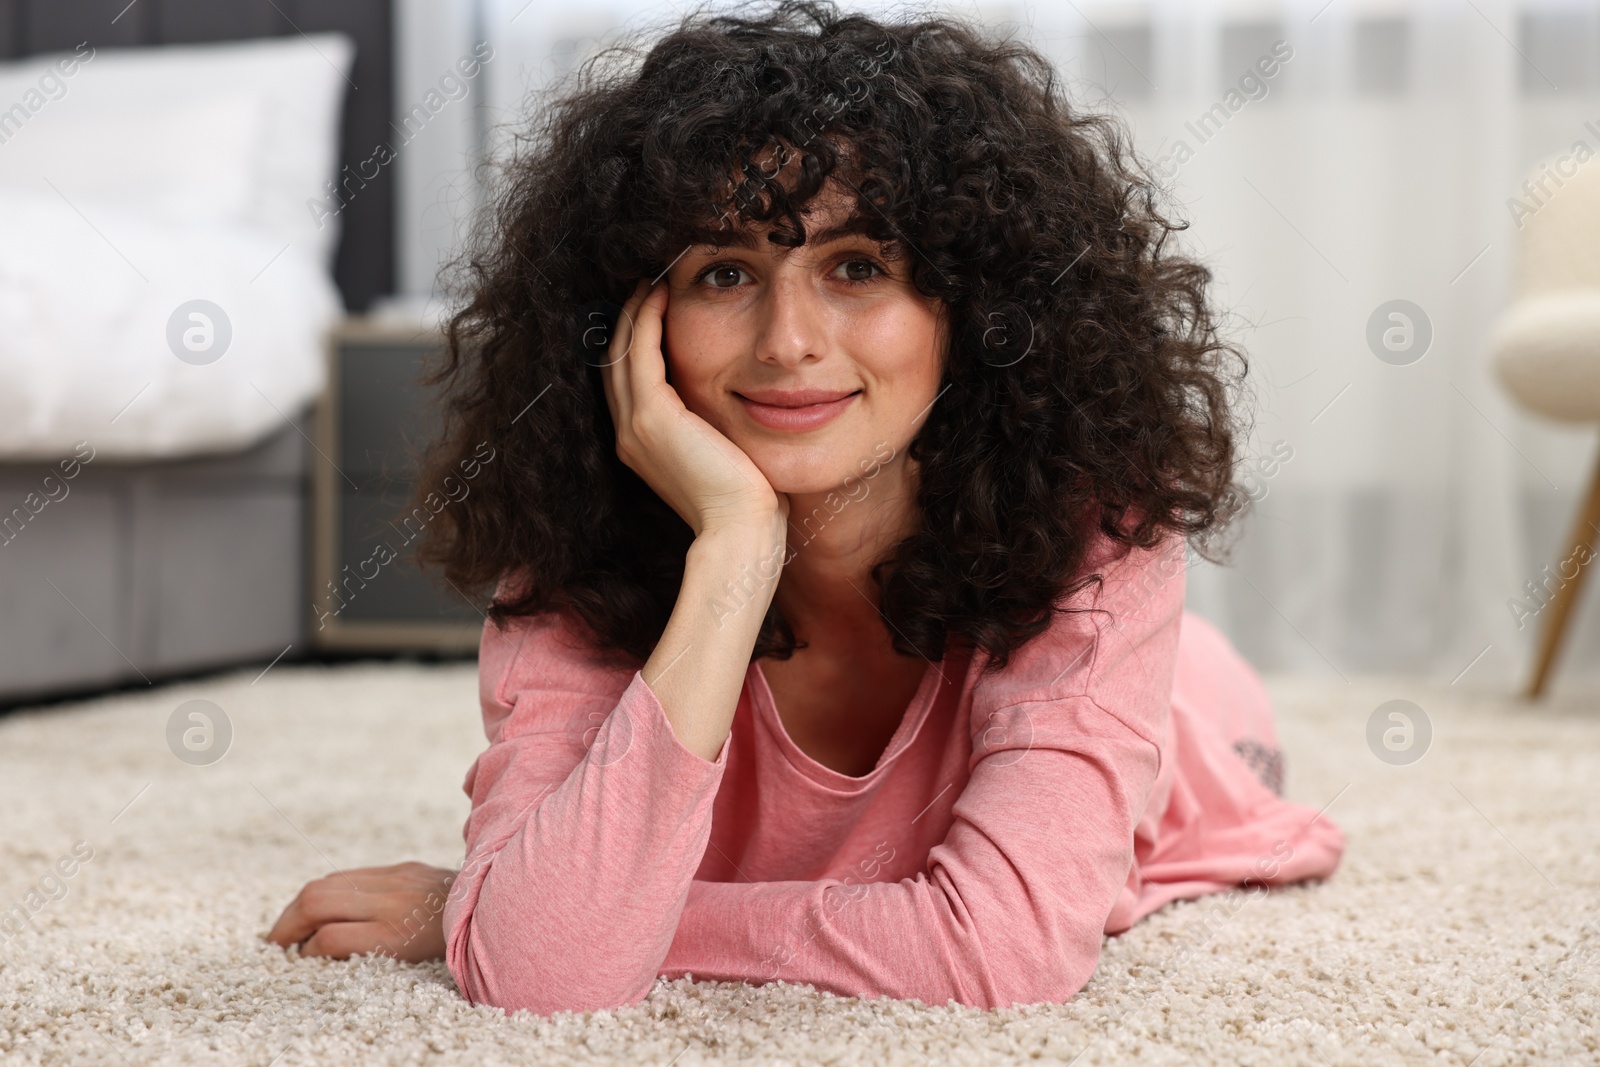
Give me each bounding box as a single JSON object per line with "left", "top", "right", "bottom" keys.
{"left": 693, "top": 505, "right": 789, "bottom": 586}
{"left": 695, "top": 499, "right": 788, "bottom": 547}
{"left": 686, "top": 519, "right": 787, "bottom": 625}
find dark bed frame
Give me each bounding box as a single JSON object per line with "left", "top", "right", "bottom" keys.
{"left": 0, "top": 0, "right": 396, "bottom": 704}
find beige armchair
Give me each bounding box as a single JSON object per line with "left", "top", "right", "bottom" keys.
{"left": 1489, "top": 156, "right": 1600, "bottom": 698}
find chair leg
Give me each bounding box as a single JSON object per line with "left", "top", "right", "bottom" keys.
{"left": 1527, "top": 448, "right": 1600, "bottom": 699}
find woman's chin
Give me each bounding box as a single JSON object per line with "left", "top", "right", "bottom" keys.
{"left": 763, "top": 473, "right": 847, "bottom": 498}
{"left": 726, "top": 417, "right": 900, "bottom": 499}
{"left": 746, "top": 450, "right": 859, "bottom": 499}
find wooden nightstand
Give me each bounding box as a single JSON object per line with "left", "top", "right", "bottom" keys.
{"left": 311, "top": 317, "right": 483, "bottom": 653}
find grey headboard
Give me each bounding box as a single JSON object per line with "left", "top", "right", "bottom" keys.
{"left": 0, "top": 0, "right": 394, "bottom": 312}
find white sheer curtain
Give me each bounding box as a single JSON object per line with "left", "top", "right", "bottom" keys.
{"left": 1041, "top": 0, "right": 1600, "bottom": 689}
{"left": 399, "top": 0, "right": 1600, "bottom": 689}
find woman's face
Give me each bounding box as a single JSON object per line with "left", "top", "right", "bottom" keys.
{"left": 661, "top": 192, "right": 945, "bottom": 497}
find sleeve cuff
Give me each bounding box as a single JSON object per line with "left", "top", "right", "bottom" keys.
{"left": 624, "top": 668, "right": 733, "bottom": 770}
{"left": 601, "top": 668, "right": 731, "bottom": 782}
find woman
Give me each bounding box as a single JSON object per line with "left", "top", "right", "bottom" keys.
{"left": 267, "top": 1, "right": 1344, "bottom": 1013}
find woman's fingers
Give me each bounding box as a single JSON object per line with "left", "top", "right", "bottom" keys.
{"left": 606, "top": 281, "right": 673, "bottom": 472}
{"left": 265, "top": 886, "right": 379, "bottom": 947}
{"left": 602, "top": 281, "right": 650, "bottom": 418}
{"left": 624, "top": 282, "right": 670, "bottom": 403}
{"left": 265, "top": 863, "right": 455, "bottom": 952}
{"left": 298, "top": 920, "right": 407, "bottom": 961}
{"left": 595, "top": 276, "right": 778, "bottom": 533}
{"left": 607, "top": 280, "right": 649, "bottom": 370}
{"left": 302, "top": 917, "right": 446, "bottom": 963}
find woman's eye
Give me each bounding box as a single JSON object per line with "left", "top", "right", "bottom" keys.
{"left": 705, "top": 265, "right": 746, "bottom": 288}
{"left": 837, "top": 259, "right": 881, "bottom": 283}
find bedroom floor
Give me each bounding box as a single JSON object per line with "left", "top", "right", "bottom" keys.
{"left": 1, "top": 662, "right": 1596, "bottom": 1066}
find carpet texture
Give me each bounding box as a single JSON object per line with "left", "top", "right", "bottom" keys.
{"left": 1, "top": 661, "right": 1596, "bottom": 1066}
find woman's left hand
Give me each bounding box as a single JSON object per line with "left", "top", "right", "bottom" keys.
{"left": 600, "top": 279, "right": 787, "bottom": 537}
{"left": 264, "top": 861, "right": 455, "bottom": 962}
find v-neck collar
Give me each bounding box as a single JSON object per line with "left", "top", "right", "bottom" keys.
{"left": 746, "top": 654, "right": 950, "bottom": 791}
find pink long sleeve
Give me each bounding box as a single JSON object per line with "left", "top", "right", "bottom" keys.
{"left": 659, "top": 697, "right": 1160, "bottom": 1006}
{"left": 442, "top": 616, "right": 729, "bottom": 1015}
{"left": 443, "top": 535, "right": 1344, "bottom": 1015}
{"left": 658, "top": 540, "right": 1178, "bottom": 1008}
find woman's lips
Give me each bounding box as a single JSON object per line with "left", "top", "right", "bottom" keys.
{"left": 734, "top": 389, "right": 860, "bottom": 432}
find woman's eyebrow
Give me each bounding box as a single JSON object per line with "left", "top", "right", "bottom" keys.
{"left": 700, "top": 223, "right": 896, "bottom": 259}
{"left": 808, "top": 219, "right": 879, "bottom": 245}
{"left": 693, "top": 217, "right": 882, "bottom": 253}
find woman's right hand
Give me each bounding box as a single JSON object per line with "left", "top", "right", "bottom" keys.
{"left": 599, "top": 280, "right": 787, "bottom": 537}
{"left": 264, "top": 861, "right": 455, "bottom": 962}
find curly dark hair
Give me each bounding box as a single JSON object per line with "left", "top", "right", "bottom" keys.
{"left": 416, "top": 0, "right": 1248, "bottom": 672}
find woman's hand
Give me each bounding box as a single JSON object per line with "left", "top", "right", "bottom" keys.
{"left": 264, "top": 861, "right": 454, "bottom": 963}
{"left": 600, "top": 280, "right": 787, "bottom": 536}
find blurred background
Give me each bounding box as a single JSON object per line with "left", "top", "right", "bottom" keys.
{"left": 2, "top": 0, "right": 1598, "bottom": 707}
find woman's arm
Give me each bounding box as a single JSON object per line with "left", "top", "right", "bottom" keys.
{"left": 661, "top": 537, "right": 1343, "bottom": 1009}
{"left": 443, "top": 527, "right": 780, "bottom": 1013}
{"left": 445, "top": 280, "right": 788, "bottom": 1013}
{"left": 661, "top": 700, "right": 1158, "bottom": 1008}
{"left": 660, "top": 537, "right": 1191, "bottom": 1009}
{"left": 269, "top": 280, "right": 785, "bottom": 1006}
{"left": 602, "top": 280, "right": 790, "bottom": 760}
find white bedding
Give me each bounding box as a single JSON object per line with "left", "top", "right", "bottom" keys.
{"left": 0, "top": 191, "right": 340, "bottom": 460}
{"left": 0, "top": 35, "right": 353, "bottom": 460}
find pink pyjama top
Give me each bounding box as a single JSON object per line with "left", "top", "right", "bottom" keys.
{"left": 442, "top": 533, "right": 1346, "bottom": 1015}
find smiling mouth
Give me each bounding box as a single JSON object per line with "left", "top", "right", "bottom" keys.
{"left": 733, "top": 389, "right": 861, "bottom": 432}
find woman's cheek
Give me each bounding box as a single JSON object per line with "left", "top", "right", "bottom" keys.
{"left": 663, "top": 312, "right": 711, "bottom": 394}
{"left": 860, "top": 302, "right": 943, "bottom": 402}
{"left": 664, "top": 313, "right": 747, "bottom": 436}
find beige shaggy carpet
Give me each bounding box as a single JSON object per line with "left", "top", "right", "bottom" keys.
{"left": 1, "top": 660, "right": 1597, "bottom": 1066}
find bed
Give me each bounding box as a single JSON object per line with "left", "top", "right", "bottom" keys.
{"left": 0, "top": 0, "right": 394, "bottom": 703}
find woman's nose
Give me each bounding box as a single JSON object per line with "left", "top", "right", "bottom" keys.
{"left": 752, "top": 273, "right": 824, "bottom": 368}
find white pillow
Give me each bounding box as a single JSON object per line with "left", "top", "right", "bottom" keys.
{"left": 0, "top": 33, "right": 354, "bottom": 272}
{"left": 0, "top": 91, "right": 265, "bottom": 228}
{"left": 0, "top": 188, "right": 340, "bottom": 460}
